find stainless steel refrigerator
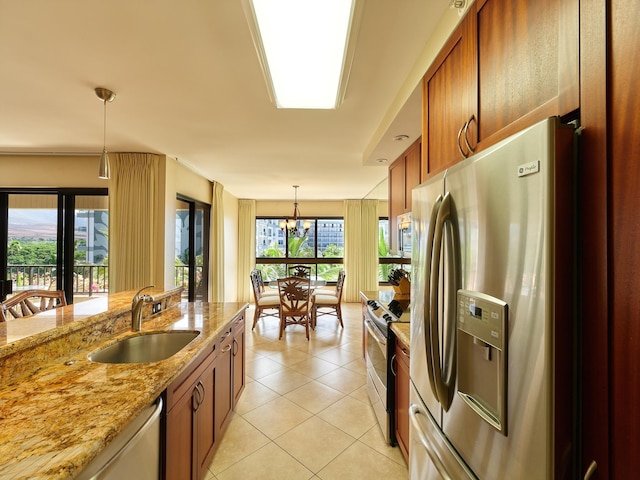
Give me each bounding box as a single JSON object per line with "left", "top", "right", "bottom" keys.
{"left": 409, "top": 117, "right": 576, "bottom": 479}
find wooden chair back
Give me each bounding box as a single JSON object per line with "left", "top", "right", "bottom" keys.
{"left": 335, "top": 269, "right": 346, "bottom": 300}
{"left": 250, "top": 270, "right": 263, "bottom": 300}
{"left": 0, "top": 290, "right": 67, "bottom": 322}
{"left": 287, "top": 265, "right": 311, "bottom": 278}
{"left": 277, "top": 276, "right": 312, "bottom": 339}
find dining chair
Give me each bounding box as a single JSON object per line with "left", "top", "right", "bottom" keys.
{"left": 0, "top": 289, "right": 67, "bottom": 322}
{"left": 277, "top": 276, "right": 312, "bottom": 340}
{"left": 311, "top": 269, "right": 345, "bottom": 328}
{"left": 250, "top": 270, "right": 280, "bottom": 329}
{"left": 287, "top": 265, "right": 311, "bottom": 278}
{"left": 255, "top": 269, "right": 279, "bottom": 297}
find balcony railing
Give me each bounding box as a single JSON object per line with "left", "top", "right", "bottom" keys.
{"left": 8, "top": 264, "right": 203, "bottom": 299}
{"left": 7, "top": 264, "right": 108, "bottom": 296}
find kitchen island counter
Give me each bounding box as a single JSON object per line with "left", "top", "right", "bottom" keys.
{"left": 0, "top": 290, "right": 247, "bottom": 479}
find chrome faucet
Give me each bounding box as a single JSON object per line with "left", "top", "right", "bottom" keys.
{"left": 132, "top": 285, "right": 154, "bottom": 331}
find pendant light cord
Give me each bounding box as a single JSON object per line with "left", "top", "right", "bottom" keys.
{"left": 103, "top": 99, "right": 107, "bottom": 152}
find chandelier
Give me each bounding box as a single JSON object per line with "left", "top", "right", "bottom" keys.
{"left": 280, "top": 185, "right": 311, "bottom": 236}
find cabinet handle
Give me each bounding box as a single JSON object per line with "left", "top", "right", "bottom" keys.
{"left": 457, "top": 123, "right": 467, "bottom": 159}
{"left": 463, "top": 115, "right": 476, "bottom": 155}
{"left": 197, "top": 380, "right": 206, "bottom": 406}
{"left": 400, "top": 346, "right": 410, "bottom": 358}
{"left": 192, "top": 385, "right": 201, "bottom": 411}
{"left": 232, "top": 338, "right": 238, "bottom": 356}
{"left": 390, "top": 354, "right": 397, "bottom": 376}
{"left": 583, "top": 460, "right": 597, "bottom": 479}
{"left": 221, "top": 343, "right": 232, "bottom": 353}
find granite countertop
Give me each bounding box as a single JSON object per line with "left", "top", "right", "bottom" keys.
{"left": 391, "top": 322, "right": 410, "bottom": 349}
{"left": 0, "top": 290, "right": 248, "bottom": 480}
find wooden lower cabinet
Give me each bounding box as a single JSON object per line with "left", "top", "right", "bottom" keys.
{"left": 164, "top": 311, "right": 247, "bottom": 480}
{"left": 165, "top": 346, "right": 217, "bottom": 480}
{"left": 393, "top": 336, "right": 410, "bottom": 463}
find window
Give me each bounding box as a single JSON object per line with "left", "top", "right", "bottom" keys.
{"left": 0, "top": 189, "right": 108, "bottom": 304}
{"left": 255, "top": 217, "right": 344, "bottom": 283}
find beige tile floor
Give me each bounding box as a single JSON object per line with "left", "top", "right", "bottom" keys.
{"left": 205, "top": 303, "right": 409, "bottom": 480}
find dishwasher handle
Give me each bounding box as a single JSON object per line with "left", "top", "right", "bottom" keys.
{"left": 85, "top": 397, "right": 163, "bottom": 480}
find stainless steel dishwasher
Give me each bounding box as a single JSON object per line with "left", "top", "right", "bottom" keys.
{"left": 77, "top": 397, "right": 163, "bottom": 480}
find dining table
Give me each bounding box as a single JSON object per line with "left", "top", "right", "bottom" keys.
{"left": 267, "top": 278, "right": 327, "bottom": 290}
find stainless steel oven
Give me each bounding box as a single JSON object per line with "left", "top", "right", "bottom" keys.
{"left": 364, "top": 303, "right": 392, "bottom": 443}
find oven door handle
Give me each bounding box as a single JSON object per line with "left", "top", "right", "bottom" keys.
{"left": 364, "top": 318, "right": 387, "bottom": 347}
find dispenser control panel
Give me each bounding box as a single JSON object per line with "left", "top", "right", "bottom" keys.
{"left": 457, "top": 290, "right": 507, "bottom": 352}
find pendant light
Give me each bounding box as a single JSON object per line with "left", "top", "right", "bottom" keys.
{"left": 279, "top": 185, "right": 311, "bottom": 236}
{"left": 95, "top": 87, "right": 116, "bottom": 179}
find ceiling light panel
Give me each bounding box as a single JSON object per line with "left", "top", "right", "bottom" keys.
{"left": 249, "top": 0, "right": 356, "bottom": 109}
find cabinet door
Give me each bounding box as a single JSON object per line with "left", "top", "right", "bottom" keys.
{"left": 474, "top": 0, "right": 579, "bottom": 145}
{"left": 404, "top": 140, "right": 421, "bottom": 208}
{"left": 422, "top": 12, "right": 476, "bottom": 178}
{"left": 165, "top": 386, "right": 197, "bottom": 480}
{"left": 215, "top": 330, "right": 234, "bottom": 436}
{"left": 195, "top": 359, "right": 216, "bottom": 479}
{"left": 394, "top": 341, "right": 410, "bottom": 463}
{"left": 232, "top": 315, "right": 246, "bottom": 407}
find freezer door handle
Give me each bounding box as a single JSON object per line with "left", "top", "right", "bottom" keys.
{"left": 409, "top": 403, "right": 451, "bottom": 479}
{"left": 425, "top": 194, "right": 443, "bottom": 402}
{"left": 429, "top": 192, "right": 461, "bottom": 411}
{"left": 409, "top": 402, "right": 477, "bottom": 480}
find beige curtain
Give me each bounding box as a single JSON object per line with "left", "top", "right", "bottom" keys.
{"left": 108, "top": 153, "right": 160, "bottom": 293}
{"left": 210, "top": 182, "right": 225, "bottom": 302}
{"left": 361, "top": 199, "right": 380, "bottom": 292}
{"left": 343, "top": 199, "right": 380, "bottom": 302}
{"left": 236, "top": 199, "right": 256, "bottom": 303}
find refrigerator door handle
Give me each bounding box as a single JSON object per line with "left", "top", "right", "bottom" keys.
{"left": 425, "top": 194, "right": 444, "bottom": 402}
{"left": 430, "top": 192, "right": 461, "bottom": 411}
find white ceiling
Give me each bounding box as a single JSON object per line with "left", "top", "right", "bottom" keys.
{"left": 0, "top": 0, "right": 451, "bottom": 201}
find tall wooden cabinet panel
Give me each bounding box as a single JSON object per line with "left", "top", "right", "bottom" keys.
{"left": 422, "top": 13, "right": 476, "bottom": 179}
{"left": 609, "top": 0, "right": 640, "bottom": 476}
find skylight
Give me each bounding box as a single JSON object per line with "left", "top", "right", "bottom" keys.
{"left": 248, "top": 0, "right": 357, "bottom": 109}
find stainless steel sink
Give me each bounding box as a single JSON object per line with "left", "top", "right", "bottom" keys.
{"left": 89, "top": 331, "right": 200, "bottom": 364}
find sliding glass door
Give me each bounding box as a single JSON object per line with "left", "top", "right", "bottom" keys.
{"left": 175, "top": 196, "right": 210, "bottom": 302}
{"left": 0, "top": 189, "right": 108, "bottom": 304}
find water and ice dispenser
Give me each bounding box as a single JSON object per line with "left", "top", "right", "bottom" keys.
{"left": 457, "top": 290, "right": 508, "bottom": 435}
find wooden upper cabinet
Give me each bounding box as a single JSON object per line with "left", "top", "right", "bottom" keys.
{"left": 475, "top": 0, "right": 579, "bottom": 146}
{"left": 389, "top": 138, "right": 421, "bottom": 251}
{"left": 422, "top": 0, "right": 579, "bottom": 179}
{"left": 404, "top": 140, "right": 421, "bottom": 208}
{"left": 422, "top": 12, "right": 476, "bottom": 179}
